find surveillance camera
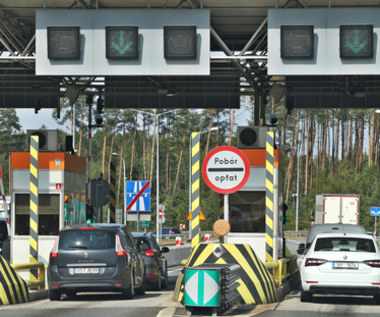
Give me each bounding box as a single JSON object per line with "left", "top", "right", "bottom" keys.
{"left": 95, "top": 113, "right": 103, "bottom": 126}
{"left": 268, "top": 113, "right": 278, "bottom": 126}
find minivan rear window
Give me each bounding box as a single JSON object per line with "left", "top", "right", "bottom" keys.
{"left": 59, "top": 229, "right": 115, "bottom": 250}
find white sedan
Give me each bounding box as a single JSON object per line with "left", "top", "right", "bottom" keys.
{"left": 299, "top": 232, "right": 380, "bottom": 303}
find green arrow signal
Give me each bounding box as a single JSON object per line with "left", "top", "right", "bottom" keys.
{"left": 345, "top": 29, "right": 368, "bottom": 54}
{"left": 111, "top": 31, "right": 133, "bottom": 54}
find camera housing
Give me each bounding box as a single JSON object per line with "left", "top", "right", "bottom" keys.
{"left": 95, "top": 113, "right": 103, "bottom": 126}
{"left": 268, "top": 113, "right": 278, "bottom": 127}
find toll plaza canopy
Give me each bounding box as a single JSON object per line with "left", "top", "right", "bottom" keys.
{"left": 1, "top": 0, "right": 380, "bottom": 113}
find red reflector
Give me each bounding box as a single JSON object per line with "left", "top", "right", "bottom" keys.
{"left": 80, "top": 227, "right": 94, "bottom": 230}
{"left": 50, "top": 252, "right": 58, "bottom": 258}
{"left": 145, "top": 249, "right": 155, "bottom": 257}
{"left": 116, "top": 251, "right": 127, "bottom": 256}
{"left": 114, "top": 282, "right": 122, "bottom": 286}
{"left": 306, "top": 281, "right": 318, "bottom": 284}
{"left": 53, "top": 283, "right": 60, "bottom": 288}
{"left": 147, "top": 273, "right": 156, "bottom": 278}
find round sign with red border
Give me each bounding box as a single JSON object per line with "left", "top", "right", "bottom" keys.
{"left": 202, "top": 146, "right": 250, "bottom": 194}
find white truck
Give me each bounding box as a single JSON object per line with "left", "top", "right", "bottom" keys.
{"left": 315, "top": 194, "right": 360, "bottom": 225}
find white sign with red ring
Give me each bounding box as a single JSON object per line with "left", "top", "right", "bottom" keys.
{"left": 202, "top": 146, "right": 250, "bottom": 194}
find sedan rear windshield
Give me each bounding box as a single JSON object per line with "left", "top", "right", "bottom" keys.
{"left": 59, "top": 229, "right": 115, "bottom": 250}
{"left": 315, "top": 237, "right": 376, "bottom": 252}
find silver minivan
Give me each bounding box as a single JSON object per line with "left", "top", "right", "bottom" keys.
{"left": 297, "top": 223, "right": 367, "bottom": 254}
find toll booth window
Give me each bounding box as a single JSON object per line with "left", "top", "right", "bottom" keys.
{"left": 15, "top": 194, "right": 60, "bottom": 235}
{"left": 229, "top": 191, "right": 265, "bottom": 233}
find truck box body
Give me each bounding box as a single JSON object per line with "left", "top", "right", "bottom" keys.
{"left": 315, "top": 194, "right": 359, "bottom": 225}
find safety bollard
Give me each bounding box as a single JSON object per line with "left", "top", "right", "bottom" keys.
{"left": 176, "top": 236, "right": 181, "bottom": 247}
{"left": 205, "top": 234, "right": 210, "bottom": 242}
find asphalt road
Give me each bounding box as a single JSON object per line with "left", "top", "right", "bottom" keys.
{"left": 0, "top": 266, "right": 183, "bottom": 317}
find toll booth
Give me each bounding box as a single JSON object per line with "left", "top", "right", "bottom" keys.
{"left": 10, "top": 152, "right": 86, "bottom": 271}
{"left": 225, "top": 147, "right": 282, "bottom": 262}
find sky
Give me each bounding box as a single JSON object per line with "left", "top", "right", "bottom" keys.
{"left": 16, "top": 108, "right": 70, "bottom": 132}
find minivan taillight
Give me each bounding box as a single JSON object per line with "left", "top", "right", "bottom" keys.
{"left": 50, "top": 235, "right": 60, "bottom": 258}
{"left": 363, "top": 260, "right": 380, "bottom": 267}
{"left": 305, "top": 258, "right": 327, "bottom": 266}
{"left": 145, "top": 249, "right": 155, "bottom": 257}
{"left": 115, "top": 234, "right": 127, "bottom": 256}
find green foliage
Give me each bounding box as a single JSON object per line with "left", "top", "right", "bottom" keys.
{"left": 5, "top": 103, "right": 380, "bottom": 236}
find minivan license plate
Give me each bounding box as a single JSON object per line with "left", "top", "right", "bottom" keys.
{"left": 332, "top": 262, "right": 358, "bottom": 269}
{"left": 74, "top": 267, "right": 99, "bottom": 274}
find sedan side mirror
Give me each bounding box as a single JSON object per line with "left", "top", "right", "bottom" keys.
{"left": 297, "top": 243, "right": 306, "bottom": 255}
{"left": 161, "top": 246, "right": 170, "bottom": 253}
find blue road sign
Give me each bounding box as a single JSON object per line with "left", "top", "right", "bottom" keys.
{"left": 370, "top": 207, "right": 380, "bottom": 216}
{"left": 126, "top": 181, "right": 150, "bottom": 212}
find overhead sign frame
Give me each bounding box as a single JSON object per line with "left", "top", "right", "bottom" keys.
{"left": 164, "top": 26, "right": 197, "bottom": 59}
{"left": 280, "top": 25, "right": 314, "bottom": 59}
{"left": 202, "top": 146, "right": 250, "bottom": 194}
{"left": 106, "top": 26, "right": 139, "bottom": 60}
{"left": 340, "top": 24, "right": 373, "bottom": 59}
{"left": 47, "top": 26, "right": 80, "bottom": 60}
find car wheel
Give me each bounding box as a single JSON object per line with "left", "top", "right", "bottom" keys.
{"left": 49, "top": 289, "right": 61, "bottom": 301}
{"left": 300, "top": 289, "right": 312, "bottom": 302}
{"left": 122, "top": 272, "right": 135, "bottom": 299}
{"left": 152, "top": 273, "right": 162, "bottom": 291}
{"left": 66, "top": 290, "right": 76, "bottom": 298}
{"left": 135, "top": 275, "right": 146, "bottom": 295}
{"left": 161, "top": 269, "right": 168, "bottom": 289}
{"left": 374, "top": 294, "right": 380, "bottom": 304}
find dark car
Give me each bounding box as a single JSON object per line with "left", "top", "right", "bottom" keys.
{"left": 162, "top": 227, "right": 181, "bottom": 235}
{"left": 48, "top": 223, "right": 146, "bottom": 300}
{"left": 0, "top": 219, "right": 10, "bottom": 261}
{"left": 132, "top": 232, "right": 169, "bottom": 290}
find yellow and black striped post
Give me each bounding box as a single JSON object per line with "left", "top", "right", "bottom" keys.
{"left": 265, "top": 131, "right": 275, "bottom": 262}
{"left": 109, "top": 159, "right": 116, "bottom": 223}
{"left": 191, "top": 132, "right": 200, "bottom": 249}
{"left": 29, "top": 135, "right": 39, "bottom": 283}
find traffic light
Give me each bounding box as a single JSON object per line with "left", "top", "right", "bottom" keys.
{"left": 282, "top": 203, "right": 288, "bottom": 224}
{"left": 86, "top": 204, "right": 95, "bottom": 223}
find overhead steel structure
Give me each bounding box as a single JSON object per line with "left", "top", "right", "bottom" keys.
{"left": 1, "top": 0, "right": 380, "bottom": 117}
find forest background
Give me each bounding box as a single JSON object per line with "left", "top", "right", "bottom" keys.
{"left": 2, "top": 96, "right": 380, "bottom": 233}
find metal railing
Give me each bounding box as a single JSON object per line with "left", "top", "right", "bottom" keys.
{"left": 264, "top": 255, "right": 298, "bottom": 286}
{"left": 11, "top": 262, "right": 46, "bottom": 289}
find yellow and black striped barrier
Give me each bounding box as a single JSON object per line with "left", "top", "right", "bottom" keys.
{"left": 191, "top": 132, "right": 200, "bottom": 249}
{"left": 109, "top": 159, "right": 116, "bottom": 223}
{"left": 0, "top": 256, "right": 29, "bottom": 305}
{"left": 29, "top": 135, "right": 39, "bottom": 284}
{"left": 265, "top": 131, "right": 275, "bottom": 262}
{"left": 173, "top": 243, "right": 278, "bottom": 305}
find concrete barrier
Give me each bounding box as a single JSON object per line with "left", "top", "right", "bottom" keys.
{"left": 166, "top": 245, "right": 191, "bottom": 267}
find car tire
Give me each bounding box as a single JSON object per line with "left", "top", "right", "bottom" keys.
{"left": 161, "top": 269, "right": 168, "bottom": 289}
{"left": 66, "top": 290, "right": 76, "bottom": 298}
{"left": 374, "top": 294, "right": 380, "bottom": 304}
{"left": 300, "top": 289, "right": 312, "bottom": 302}
{"left": 135, "top": 275, "right": 146, "bottom": 296}
{"left": 49, "top": 289, "right": 61, "bottom": 301}
{"left": 122, "top": 272, "right": 135, "bottom": 299}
